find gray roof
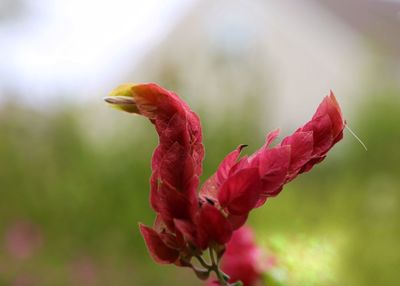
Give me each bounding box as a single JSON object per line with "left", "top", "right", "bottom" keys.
{"left": 315, "top": 0, "right": 400, "bottom": 57}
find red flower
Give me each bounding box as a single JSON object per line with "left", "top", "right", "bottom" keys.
{"left": 105, "top": 84, "right": 344, "bottom": 271}
{"left": 200, "top": 91, "right": 344, "bottom": 224}
{"left": 106, "top": 83, "right": 230, "bottom": 263}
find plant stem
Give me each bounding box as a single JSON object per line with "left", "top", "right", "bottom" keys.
{"left": 209, "top": 247, "right": 229, "bottom": 286}
{"left": 194, "top": 254, "right": 211, "bottom": 269}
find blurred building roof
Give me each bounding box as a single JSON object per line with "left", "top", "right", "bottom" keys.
{"left": 316, "top": 0, "right": 400, "bottom": 59}
{"left": 129, "top": 0, "right": 373, "bottom": 129}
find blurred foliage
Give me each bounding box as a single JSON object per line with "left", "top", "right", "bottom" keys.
{"left": 0, "top": 89, "right": 399, "bottom": 285}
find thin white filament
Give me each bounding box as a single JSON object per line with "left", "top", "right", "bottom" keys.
{"left": 345, "top": 123, "right": 368, "bottom": 151}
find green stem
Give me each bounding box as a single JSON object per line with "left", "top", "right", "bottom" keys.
{"left": 209, "top": 248, "right": 229, "bottom": 286}
{"left": 194, "top": 254, "right": 211, "bottom": 269}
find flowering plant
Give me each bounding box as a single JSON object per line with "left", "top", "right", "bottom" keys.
{"left": 104, "top": 83, "right": 344, "bottom": 286}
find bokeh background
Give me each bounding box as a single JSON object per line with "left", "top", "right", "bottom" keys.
{"left": 1, "top": 0, "right": 399, "bottom": 285}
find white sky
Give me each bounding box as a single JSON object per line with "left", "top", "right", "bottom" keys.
{"left": 0, "top": 0, "right": 198, "bottom": 104}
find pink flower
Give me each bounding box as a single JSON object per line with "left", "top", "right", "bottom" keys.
{"left": 105, "top": 84, "right": 344, "bottom": 274}
{"left": 207, "top": 226, "right": 273, "bottom": 286}
{"left": 5, "top": 221, "right": 43, "bottom": 260}
{"left": 70, "top": 256, "right": 98, "bottom": 286}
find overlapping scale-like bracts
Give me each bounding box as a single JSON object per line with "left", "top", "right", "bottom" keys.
{"left": 108, "top": 83, "right": 233, "bottom": 265}
{"left": 200, "top": 92, "right": 344, "bottom": 230}
{"left": 129, "top": 84, "right": 203, "bottom": 222}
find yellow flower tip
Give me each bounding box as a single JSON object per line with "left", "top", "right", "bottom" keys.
{"left": 104, "top": 83, "right": 140, "bottom": 114}
{"left": 109, "top": 83, "right": 137, "bottom": 97}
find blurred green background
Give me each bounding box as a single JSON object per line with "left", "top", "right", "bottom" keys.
{"left": 1, "top": 0, "right": 399, "bottom": 285}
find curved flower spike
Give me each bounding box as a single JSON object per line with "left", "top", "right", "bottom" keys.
{"left": 106, "top": 83, "right": 204, "bottom": 229}
{"left": 106, "top": 83, "right": 208, "bottom": 265}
